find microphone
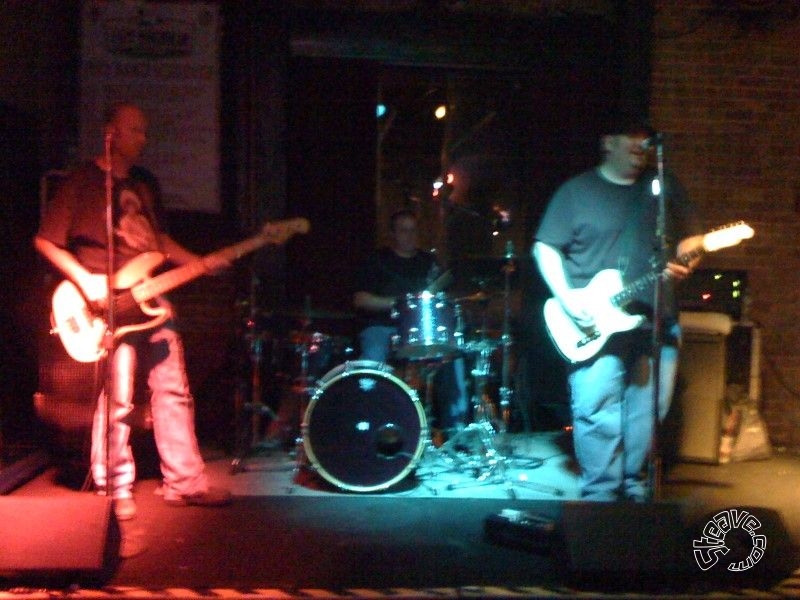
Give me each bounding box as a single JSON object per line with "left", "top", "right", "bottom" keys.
{"left": 640, "top": 132, "right": 664, "bottom": 150}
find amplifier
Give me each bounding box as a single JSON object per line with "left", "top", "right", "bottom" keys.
{"left": 678, "top": 268, "right": 748, "bottom": 320}
{"left": 673, "top": 315, "right": 761, "bottom": 463}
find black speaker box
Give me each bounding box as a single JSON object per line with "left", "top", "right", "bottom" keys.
{"left": 557, "top": 501, "right": 688, "bottom": 580}
{"left": 675, "top": 331, "right": 727, "bottom": 463}
{"left": 0, "top": 495, "right": 120, "bottom": 584}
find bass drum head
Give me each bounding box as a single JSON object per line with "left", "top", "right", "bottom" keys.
{"left": 303, "top": 363, "right": 427, "bottom": 492}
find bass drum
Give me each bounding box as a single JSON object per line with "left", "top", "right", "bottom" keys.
{"left": 302, "top": 360, "right": 427, "bottom": 492}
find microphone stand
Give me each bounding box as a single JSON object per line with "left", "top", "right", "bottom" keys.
{"left": 646, "top": 135, "right": 668, "bottom": 502}
{"left": 103, "top": 133, "right": 116, "bottom": 498}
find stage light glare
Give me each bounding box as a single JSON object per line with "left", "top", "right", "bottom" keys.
{"left": 434, "top": 104, "right": 447, "bottom": 119}
{"left": 376, "top": 104, "right": 387, "bottom": 118}
{"left": 651, "top": 178, "right": 661, "bottom": 195}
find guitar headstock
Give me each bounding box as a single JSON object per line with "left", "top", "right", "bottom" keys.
{"left": 260, "top": 218, "right": 311, "bottom": 245}
{"left": 702, "top": 221, "right": 754, "bottom": 252}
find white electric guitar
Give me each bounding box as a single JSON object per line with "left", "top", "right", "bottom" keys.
{"left": 543, "top": 221, "right": 754, "bottom": 364}
{"left": 50, "top": 217, "right": 310, "bottom": 363}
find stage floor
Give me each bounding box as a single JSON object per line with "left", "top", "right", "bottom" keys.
{"left": 3, "top": 431, "right": 800, "bottom": 599}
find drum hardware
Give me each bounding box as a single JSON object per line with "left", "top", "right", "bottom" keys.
{"left": 231, "top": 273, "right": 280, "bottom": 475}
{"left": 497, "top": 240, "right": 516, "bottom": 433}
{"left": 435, "top": 242, "right": 565, "bottom": 498}
{"left": 398, "top": 354, "right": 461, "bottom": 451}
{"left": 235, "top": 288, "right": 357, "bottom": 468}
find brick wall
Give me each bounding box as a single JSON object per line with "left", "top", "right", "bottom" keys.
{"left": 651, "top": 1, "right": 800, "bottom": 449}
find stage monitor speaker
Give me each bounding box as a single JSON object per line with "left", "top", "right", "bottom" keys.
{"left": 557, "top": 501, "right": 688, "bottom": 579}
{"left": 0, "top": 495, "right": 120, "bottom": 583}
{"left": 675, "top": 331, "right": 727, "bottom": 463}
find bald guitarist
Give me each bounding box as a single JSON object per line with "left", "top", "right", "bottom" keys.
{"left": 35, "top": 102, "right": 308, "bottom": 520}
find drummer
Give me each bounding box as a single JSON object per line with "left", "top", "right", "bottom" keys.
{"left": 353, "top": 209, "right": 468, "bottom": 432}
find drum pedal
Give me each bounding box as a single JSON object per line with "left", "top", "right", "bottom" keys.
{"left": 483, "top": 508, "right": 556, "bottom": 554}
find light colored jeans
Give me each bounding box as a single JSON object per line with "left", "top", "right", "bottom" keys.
{"left": 91, "top": 316, "right": 208, "bottom": 501}
{"left": 568, "top": 324, "right": 680, "bottom": 502}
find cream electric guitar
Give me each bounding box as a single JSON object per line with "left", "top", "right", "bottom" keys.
{"left": 543, "top": 221, "right": 754, "bottom": 364}
{"left": 51, "top": 217, "right": 310, "bottom": 363}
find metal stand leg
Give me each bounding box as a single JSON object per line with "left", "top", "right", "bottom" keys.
{"left": 438, "top": 414, "right": 564, "bottom": 498}
{"left": 230, "top": 330, "right": 279, "bottom": 474}
{"left": 436, "top": 329, "right": 564, "bottom": 498}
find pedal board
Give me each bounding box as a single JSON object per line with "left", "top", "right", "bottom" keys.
{"left": 483, "top": 508, "right": 556, "bottom": 553}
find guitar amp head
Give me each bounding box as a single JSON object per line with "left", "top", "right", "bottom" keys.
{"left": 678, "top": 268, "right": 748, "bottom": 320}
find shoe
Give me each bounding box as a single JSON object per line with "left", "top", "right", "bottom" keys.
{"left": 164, "top": 486, "right": 232, "bottom": 507}
{"left": 113, "top": 497, "right": 137, "bottom": 521}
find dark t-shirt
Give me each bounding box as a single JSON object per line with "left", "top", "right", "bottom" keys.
{"left": 535, "top": 167, "right": 702, "bottom": 317}
{"left": 354, "top": 247, "right": 438, "bottom": 327}
{"left": 38, "top": 161, "right": 165, "bottom": 273}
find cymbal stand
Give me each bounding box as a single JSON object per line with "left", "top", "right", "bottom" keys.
{"left": 406, "top": 353, "right": 466, "bottom": 496}
{"left": 231, "top": 273, "right": 277, "bottom": 474}
{"left": 498, "top": 241, "right": 515, "bottom": 432}
{"left": 436, "top": 243, "right": 564, "bottom": 498}
{"left": 287, "top": 308, "right": 330, "bottom": 493}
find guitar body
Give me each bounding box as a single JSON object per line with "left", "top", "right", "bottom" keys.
{"left": 51, "top": 280, "right": 108, "bottom": 363}
{"left": 543, "top": 269, "right": 645, "bottom": 364}
{"left": 49, "top": 217, "right": 310, "bottom": 364}
{"left": 541, "top": 222, "right": 755, "bottom": 363}
{"left": 51, "top": 252, "right": 171, "bottom": 363}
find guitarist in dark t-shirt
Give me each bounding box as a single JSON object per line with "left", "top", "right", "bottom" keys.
{"left": 35, "top": 102, "right": 233, "bottom": 520}
{"left": 533, "top": 114, "right": 704, "bottom": 502}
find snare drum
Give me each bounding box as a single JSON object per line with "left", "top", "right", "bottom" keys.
{"left": 393, "top": 291, "right": 460, "bottom": 361}
{"left": 302, "top": 360, "right": 427, "bottom": 492}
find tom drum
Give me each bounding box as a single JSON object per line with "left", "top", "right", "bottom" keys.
{"left": 393, "top": 291, "right": 460, "bottom": 360}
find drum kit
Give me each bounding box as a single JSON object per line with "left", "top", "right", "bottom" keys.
{"left": 230, "top": 247, "right": 562, "bottom": 497}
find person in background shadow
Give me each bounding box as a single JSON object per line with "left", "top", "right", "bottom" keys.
{"left": 34, "top": 101, "right": 232, "bottom": 521}
{"left": 532, "top": 113, "right": 704, "bottom": 502}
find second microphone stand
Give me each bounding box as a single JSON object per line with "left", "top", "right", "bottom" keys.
{"left": 102, "top": 132, "right": 116, "bottom": 498}
{"left": 646, "top": 135, "right": 668, "bottom": 502}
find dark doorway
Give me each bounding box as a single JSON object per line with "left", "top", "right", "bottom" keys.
{"left": 285, "top": 56, "right": 377, "bottom": 318}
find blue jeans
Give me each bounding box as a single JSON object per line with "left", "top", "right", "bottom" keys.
{"left": 567, "top": 324, "right": 680, "bottom": 502}
{"left": 91, "top": 306, "right": 209, "bottom": 501}
{"left": 359, "top": 325, "right": 396, "bottom": 363}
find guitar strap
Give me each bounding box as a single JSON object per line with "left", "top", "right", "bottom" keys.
{"left": 616, "top": 179, "right": 651, "bottom": 282}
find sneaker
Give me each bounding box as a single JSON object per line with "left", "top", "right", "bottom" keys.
{"left": 164, "top": 486, "right": 232, "bottom": 507}
{"left": 113, "top": 497, "right": 137, "bottom": 521}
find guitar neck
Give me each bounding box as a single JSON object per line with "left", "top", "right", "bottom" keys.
{"left": 611, "top": 246, "right": 707, "bottom": 308}
{"left": 131, "top": 234, "right": 268, "bottom": 304}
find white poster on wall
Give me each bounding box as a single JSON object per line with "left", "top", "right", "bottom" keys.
{"left": 80, "top": 0, "right": 220, "bottom": 213}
